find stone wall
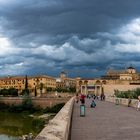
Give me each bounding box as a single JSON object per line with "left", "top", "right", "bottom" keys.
{"left": 103, "top": 84, "right": 140, "bottom": 96}
{"left": 35, "top": 97, "right": 75, "bottom": 140}
{"left": 106, "top": 96, "right": 138, "bottom": 108}
{"left": 46, "top": 92, "right": 74, "bottom": 98}
{"left": 0, "top": 97, "right": 71, "bottom": 108}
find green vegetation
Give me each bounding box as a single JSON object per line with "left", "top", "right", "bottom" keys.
{"left": 0, "top": 96, "right": 65, "bottom": 138}
{"left": 22, "top": 96, "right": 33, "bottom": 109}
{"left": 0, "top": 112, "right": 45, "bottom": 137}
{"left": 0, "top": 98, "right": 65, "bottom": 114}
{"left": 69, "top": 86, "right": 76, "bottom": 92}
{"left": 40, "top": 83, "right": 44, "bottom": 96}
{"left": 114, "top": 88, "right": 140, "bottom": 99}
{"left": 43, "top": 103, "right": 65, "bottom": 113}
{"left": 32, "top": 119, "right": 45, "bottom": 133}
{"left": 34, "top": 86, "right": 37, "bottom": 96}
{"left": 46, "top": 87, "right": 55, "bottom": 92}
{"left": 22, "top": 75, "right": 30, "bottom": 96}
{"left": 46, "top": 86, "right": 76, "bottom": 93}
{"left": 55, "top": 87, "right": 76, "bottom": 93}
{"left": 0, "top": 88, "right": 18, "bottom": 97}
{"left": 2, "top": 94, "right": 40, "bottom": 113}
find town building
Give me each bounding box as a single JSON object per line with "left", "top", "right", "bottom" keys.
{"left": 56, "top": 71, "right": 76, "bottom": 90}
{"left": 102, "top": 66, "right": 139, "bottom": 81}
{"left": 76, "top": 77, "right": 103, "bottom": 95}
{"left": 76, "top": 67, "right": 140, "bottom": 96}
{"left": 0, "top": 75, "right": 56, "bottom": 97}
{"left": 1, "top": 66, "right": 140, "bottom": 97}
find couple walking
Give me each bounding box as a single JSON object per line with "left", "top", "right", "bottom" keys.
{"left": 75, "top": 93, "right": 86, "bottom": 104}
{"left": 75, "top": 93, "right": 96, "bottom": 108}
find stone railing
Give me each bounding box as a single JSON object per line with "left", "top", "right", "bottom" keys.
{"left": 106, "top": 96, "right": 138, "bottom": 108}
{"left": 35, "top": 97, "right": 75, "bottom": 140}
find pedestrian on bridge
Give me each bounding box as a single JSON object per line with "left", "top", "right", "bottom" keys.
{"left": 80, "top": 94, "right": 86, "bottom": 104}
{"left": 90, "top": 99, "right": 96, "bottom": 108}
{"left": 137, "top": 96, "right": 140, "bottom": 111}
{"left": 75, "top": 93, "right": 79, "bottom": 103}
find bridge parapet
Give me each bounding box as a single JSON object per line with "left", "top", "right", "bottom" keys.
{"left": 35, "top": 97, "right": 75, "bottom": 140}
{"left": 106, "top": 96, "right": 138, "bottom": 108}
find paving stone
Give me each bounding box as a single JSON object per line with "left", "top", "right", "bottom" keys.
{"left": 70, "top": 99, "right": 140, "bottom": 140}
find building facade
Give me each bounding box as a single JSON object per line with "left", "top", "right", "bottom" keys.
{"left": 1, "top": 67, "right": 140, "bottom": 97}
{"left": 76, "top": 67, "right": 140, "bottom": 96}
{"left": 56, "top": 71, "right": 76, "bottom": 90}
{"left": 0, "top": 75, "right": 56, "bottom": 97}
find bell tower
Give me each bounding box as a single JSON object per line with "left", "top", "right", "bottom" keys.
{"left": 60, "top": 71, "right": 66, "bottom": 81}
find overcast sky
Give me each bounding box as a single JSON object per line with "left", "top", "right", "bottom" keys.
{"left": 0, "top": 0, "right": 140, "bottom": 78}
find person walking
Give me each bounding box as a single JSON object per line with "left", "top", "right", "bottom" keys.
{"left": 80, "top": 94, "right": 86, "bottom": 104}
{"left": 137, "top": 95, "right": 140, "bottom": 110}
{"left": 101, "top": 93, "right": 105, "bottom": 101}
{"left": 93, "top": 94, "right": 96, "bottom": 100}
{"left": 128, "top": 96, "right": 131, "bottom": 107}
{"left": 75, "top": 93, "right": 79, "bottom": 103}
{"left": 90, "top": 99, "right": 96, "bottom": 108}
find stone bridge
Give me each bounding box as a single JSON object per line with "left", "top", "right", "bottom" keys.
{"left": 35, "top": 97, "right": 140, "bottom": 140}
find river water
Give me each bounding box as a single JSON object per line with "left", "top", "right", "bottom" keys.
{"left": 0, "top": 135, "right": 18, "bottom": 140}
{"left": 0, "top": 112, "right": 43, "bottom": 140}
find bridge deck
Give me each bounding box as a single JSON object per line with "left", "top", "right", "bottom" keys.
{"left": 70, "top": 99, "right": 140, "bottom": 140}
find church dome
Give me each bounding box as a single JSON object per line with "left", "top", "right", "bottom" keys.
{"left": 127, "top": 66, "right": 135, "bottom": 69}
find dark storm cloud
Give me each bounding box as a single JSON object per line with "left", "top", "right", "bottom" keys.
{"left": 1, "top": 0, "right": 140, "bottom": 36}
{"left": 0, "top": 0, "right": 140, "bottom": 77}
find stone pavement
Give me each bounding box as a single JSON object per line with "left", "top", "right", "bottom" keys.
{"left": 70, "top": 99, "right": 140, "bottom": 140}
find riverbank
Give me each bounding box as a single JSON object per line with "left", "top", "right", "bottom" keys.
{"left": 0, "top": 102, "right": 65, "bottom": 139}
{"left": 0, "top": 112, "right": 45, "bottom": 137}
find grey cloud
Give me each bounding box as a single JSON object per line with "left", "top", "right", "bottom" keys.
{"left": 1, "top": 0, "right": 140, "bottom": 37}
{"left": 0, "top": 0, "right": 140, "bottom": 77}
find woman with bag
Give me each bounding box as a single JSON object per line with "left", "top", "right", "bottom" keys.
{"left": 90, "top": 99, "right": 96, "bottom": 108}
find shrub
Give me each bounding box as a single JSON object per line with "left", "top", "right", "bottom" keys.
{"left": 43, "top": 103, "right": 65, "bottom": 113}
{"left": 22, "top": 96, "right": 33, "bottom": 110}
{"left": 32, "top": 119, "right": 45, "bottom": 132}
{"left": 114, "top": 88, "right": 140, "bottom": 99}
{"left": 0, "top": 88, "right": 18, "bottom": 96}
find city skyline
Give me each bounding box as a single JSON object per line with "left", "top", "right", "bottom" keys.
{"left": 0, "top": 0, "right": 140, "bottom": 78}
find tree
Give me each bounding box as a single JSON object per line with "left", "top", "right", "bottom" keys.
{"left": 23, "top": 75, "right": 29, "bottom": 96}
{"left": 46, "top": 87, "right": 53, "bottom": 92}
{"left": 8, "top": 88, "right": 18, "bottom": 96}
{"left": 40, "top": 83, "right": 44, "bottom": 96}
{"left": 34, "top": 86, "right": 37, "bottom": 97}
{"left": 0, "top": 89, "right": 9, "bottom": 96}
{"left": 69, "top": 86, "right": 76, "bottom": 93}
{"left": 25, "top": 75, "right": 29, "bottom": 95}
{"left": 22, "top": 95, "right": 33, "bottom": 110}
{"left": 25, "top": 75, "right": 28, "bottom": 89}
{"left": 0, "top": 88, "right": 18, "bottom": 97}
{"left": 114, "top": 88, "right": 140, "bottom": 99}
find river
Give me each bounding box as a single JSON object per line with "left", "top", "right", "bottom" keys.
{"left": 0, "top": 112, "right": 44, "bottom": 140}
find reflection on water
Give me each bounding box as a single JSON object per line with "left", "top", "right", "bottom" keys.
{"left": 0, "top": 134, "right": 18, "bottom": 140}
{"left": 0, "top": 112, "right": 43, "bottom": 140}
